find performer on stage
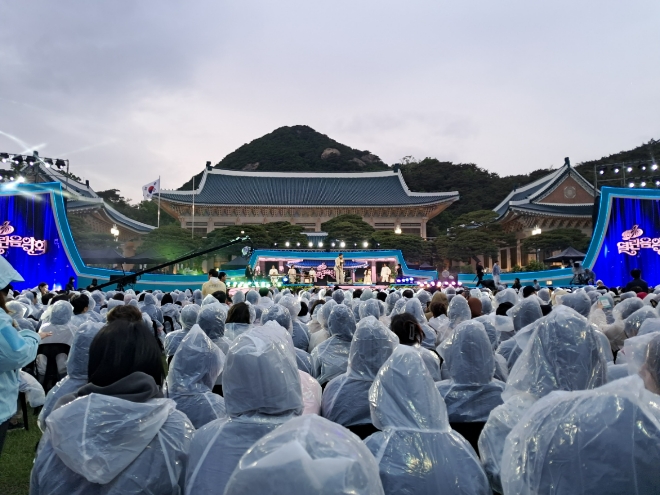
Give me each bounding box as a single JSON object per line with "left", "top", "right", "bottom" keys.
{"left": 380, "top": 264, "right": 391, "bottom": 283}
{"left": 334, "top": 253, "right": 345, "bottom": 284}
{"left": 269, "top": 265, "right": 279, "bottom": 286}
{"left": 364, "top": 267, "right": 372, "bottom": 285}
{"left": 245, "top": 264, "right": 254, "bottom": 287}
{"left": 288, "top": 265, "right": 297, "bottom": 284}
{"left": 309, "top": 267, "right": 317, "bottom": 284}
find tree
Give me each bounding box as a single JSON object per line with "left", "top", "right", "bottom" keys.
{"left": 370, "top": 231, "right": 427, "bottom": 263}
{"left": 137, "top": 225, "right": 204, "bottom": 260}
{"left": 447, "top": 229, "right": 500, "bottom": 262}
{"left": 521, "top": 228, "right": 590, "bottom": 253}
{"left": 96, "top": 189, "right": 176, "bottom": 227}
{"left": 321, "top": 215, "right": 375, "bottom": 244}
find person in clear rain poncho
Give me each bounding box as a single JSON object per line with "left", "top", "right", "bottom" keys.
{"left": 436, "top": 320, "right": 505, "bottom": 423}
{"left": 311, "top": 304, "right": 356, "bottom": 385}
{"left": 164, "top": 303, "right": 201, "bottom": 358}
{"left": 321, "top": 316, "right": 398, "bottom": 439}
{"left": 501, "top": 374, "right": 660, "bottom": 495}
{"left": 601, "top": 296, "right": 644, "bottom": 352}
{"left": 6, "top": 300, "right": 35, "bottom": 331}
{"left": 447, "top": 295, "right": 471, "bottom": 330}
{"left": 141, "top": 293, "right": 163, "bottom": 325}
{"left": 225, "top": 414, "right": 385, "bottom": 495}
{"left": 308, "top": 299, "right": 337, "bottom": 352}
{"left": 38, "top": 321, "right": 104, "bottom": 430}
{"left": 403, "top": 298, "right": 437, "bottom": 350}
{"left": 385, "top": 291, "right": 401, "bottom": 315}
{"left": 558, "top": 290, "right": 591, "bottom": 318}
{"left": 166, "top": 325, "right": 227, "bottom": 429}
{"left": 365, "top": 346, "right": 491, "bottom": 495}
{"left": 261, "top": 304, "right": 313, "bottom": 374}
{"left": 478, "top": 306, "right": 608, "bottom": 494}
{"left": 279, "top": 294, "right": 311, "bottom": 350}
{"left": 30, "top": 320, "right": 194, "bottom": 495}
{"left": 196, "top": 303, "right": 231, "bottom": 354}
{"left": 232, "top": 290, "right": 245, "bottom": 304}
{"left": 496, "top": 297, "right": 543, "bottom": 370}
{"left": 225, "top": 302, "right": 256, "bottom": 341}
{"left": 184, "top": 325, "right": 304, "bottom": 495}
{"left": 37, "top": 301, "right": 78, "bottom": 377}
{"left": 473, "top": 315, "right": 509, "bottom": 381}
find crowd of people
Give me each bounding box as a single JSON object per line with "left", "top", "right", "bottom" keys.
{"left": 1, "top": 257, "right": 660, "bottom": 494}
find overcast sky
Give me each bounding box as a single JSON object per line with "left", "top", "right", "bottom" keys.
{"left": 1, "top": 1, "right": 658, "bottom": 201}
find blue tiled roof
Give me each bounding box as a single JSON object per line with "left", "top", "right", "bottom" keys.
{"left": 160, "top": 170, "right": 458, "bottom": 207}
{"left": 510, "top": 203, "right": 593, "bottom": 217}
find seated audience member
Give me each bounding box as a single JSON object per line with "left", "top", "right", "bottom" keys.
{"left": 30, "top": 320, "right": 194, "bottom": 494}
{"left": 391, "top": 313, "right": 441, "bottom": 381}
{"left": 311, "top": 304, "right": 356, "bottom": 385}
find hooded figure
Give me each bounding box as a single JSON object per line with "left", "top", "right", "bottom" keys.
{"left": 225, "top": 303, "right": 256, "bottom": 342}
{"left": 308, "top": 299, "right": 337, "bottom": 352}
{"left": 365, "top": 346, "right": 491, "bottom": 495}
{"left": 501, "top": 375, "right": 660, "bottom": 495}
{"left": 37, "top": 301, "right": 77, "bottom": 376}
{"left": 311, "top": 304, "right": 356, "bottom": 385}
{"left": 233, "top": 290, "right": 245, "bottom": 304}
{"left": 224, "top": 415, "right": 385, "bottom": 495}
{"left": 508, "top": 297, "right": 543, "bottom": 332}
{"left": 184, "top": 326, "right": 304, "bottom": 495}
{"left": 279, "top": 295, "right": 310, "bottom": 351}
{"left": 246, "top": 290, "right": 260, "bottom": 305}
{"left": 196, "top": 303, "right": 231, "bottom": 354}
{"left": 261, "top": 304, "right": 313, "bottom": 374}
{"left": 478, "top": 306, "right": 608, "bottom": 493}
{"left": 90, "top": 291, "right": 105, "bottom": 313}
{"left": 30, "top": 376, "right": 194, "bottom": 495}
{"left": 494, "top": 288, "right": 518, "bottom": 310}
{"left": 385, "top": 291, "right": 401, "bottom": 315}
{"left": 6, "top": 300, "right": 35, "bottom": 331}
{"left": 623, "top": 306, "right": 658, "bottom": 339}
{"left": 390, "top": 297, "right": 407, "bottom": 317}
{"left": 436, "top": 321, "right": 505, "bottom": 422}
{"left": 473, "top": 315, "right": 509, "bottom": 382}
{"left": 360, "top": 288, "right": 374, "bottom": 301}
{"left": 164, "top": 304, "right": 201, "bottom": 357}
{"left": 38, "top": 321, "right": 104, "bottom": 431}
{"left": 601, "top": 297, "right": 645, "bottom": 352}
{"left": 321, "top": 316, "right": 398, "bottom": 438}
{"left": 359, "top": 299, "right": 381, "bottom": 321}
{"left": 166, "top": 325, "right": 227, "bottom": 428}
{"left": 141, "top": 293, "right": 163, "bottom": 324}
{"left": 559, "top": 290, "right": 592, "bottom": 318}
{"left": 160, "top": 301, "right": 181, "bottom": 333}
{"left": 403, "top": 298, "right": 437, "bottom": 350}
{"left": 447, "top": 296, "right": 471, "bottom": 329}
{"left": 332, "top": 289, "right": 345, "bottom": 304}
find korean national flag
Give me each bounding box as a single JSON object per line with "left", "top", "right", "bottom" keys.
{"left": 142, "top": 179, "right": 160, "bottom": 200}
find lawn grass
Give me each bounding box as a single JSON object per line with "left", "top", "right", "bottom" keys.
{"left": 0, "top": 415, "right": 42, "bottom": 495}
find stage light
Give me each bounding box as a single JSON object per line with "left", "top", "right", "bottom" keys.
{"left": 614, "top": 167, "right": 620, "bottom": 174}
{"left": 0, "top": 153, "right": 8, "bottom": 163}
{"left": 457, "top": 281, "right": 462, "bottom": 286}
{"left": 16, "top": 176, "right": 25, "bottom": 183}
{"left": 44, "top": 158, "right": 53, "bottom": 168}
{"left": 285, "top": 241, "right": 290, "bottom": 247}
{"left": 628, "top": 182, "right": 635, "bottom": 188}
{"left": 12, "top": 155, "right": 23, "bottom": 164}
{"left": 296, "top": 242, "right": 300, "bottom": 246}
{"left": 656, "top": 180, "right": 660, "bottom": 186}
{"left": 598, "top": 169, "right": 605, "bottom": 175}
{"left": 641, "top": 181, "right": 647, "bottom": 187}
{"left": 55, "top": 159, "right": 66, "bottom": 168}
{"left": 362, "top": 241, "right": 368, "bottom": 248}
{"left": 308, "top": 242, "right": 313, "bottom": 247}
{"left": 283, "top": 277, "right": 288, "bottom": 283}
{"left": 274, "top": 242, "right": 277, "bottom": 246}
{"left": 331, "top": 242, "right": 335, "bottom": 247}
{"left": 640, "top": 164, "right": 647, "bottom": 171}
{"left": 340, "top": 241, "right": 345, "bottom": 248}
{"left": 394, "top": 227, "right": 402, "bottom": 234}
{"left": 318, "top": 242, "right": 323, "bottom": 247}
{"left": 652, "top": 163, "right": 658, "bottom": 171}
{"left": 626, "top": 166, "right": 633, "bottom": 173}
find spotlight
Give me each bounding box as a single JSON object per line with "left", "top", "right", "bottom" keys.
{"left": 285, "top": 241, "right": 290, "bottom": 247}
{"left": 25, "top": 155, "right": 36, "bottom": 166}
{"left": 331, "top": 242, "right": 335, "bottom": 247}
{"left": 283, "top": 277, "right": 288, "bottom": 283}
{"left": 274, "top": 242, "right": 277, "bottom": 246}
{"left": 16, "top": 176, "right": 25, "bottom": 183}
{"left": 296, "top": 242, "right": 300, "bottom": 246}
{"left": 55, "top": 159, "right": 66, "bottom": 169}
{"left": 598, "top": 169, "right": 605, "bottom": 175}
{"left": 641, "top": 181, "right": 647, "bottom": 187}
{"left": 626, "top": 166, "right": 633, "bottom": 173}
{"left": 629, "top": 182, "right": 635, "bottom": 188}
{"left": 44, "top": 158, "right": 53, "bottom": 168}
{"left": 640, "top": 164, "right": 647, "bottom": 171}
{"left": 652, "top": 163, "right": 658, "bottom": 171}
{"left": 614, "top": 167, "right": 620, "bottom": 174}
{"left": 656, "top": 180, "right": 660, "bottom": 186}
{"left": 0, "top": 153, "right": 8, "bottom": 163}
{"left": 12, "top": 155, "right": 23, "bottom": 164}
{"left": 340, "top": 241, "right": 345, "bottom": 248}
{"left": 308, "top": 242, "right": 313, "bottom": 247}
{"left": 362, "top": 241, "right": 368, "bottom": 248}
{"left": 318, "top": 242, "right": 323, "bottom": 247}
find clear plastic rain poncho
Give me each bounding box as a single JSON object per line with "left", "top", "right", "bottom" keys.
{"left": 166, "top": 325, "right": 227, "bottom": 429}
{"left": 360, "top": 288, "right": 374, "bottom": 301}
{"left": 602, "top": 297, "right": 645, "bottom": 351}
{"left": 261, "top": 304, "right": 312, "bottom": 372}
{"left": 480, "top": 294, "right": 493, "bottom": 314}
{"left": 537, "top": 287, "right": 550, "bottom": 304}
{"left": 478, "top": 306, "right": 608, "bottom": 493}
{"left": 19, "top": 371, "right": 45, "bottom": 408}
{"left": 141, "top": 293, "right": 163, "bottom": 324}
{"left": 279, "top": 295, "right": 310, "bottom": 350}
{"left": 311, "top": 304, "right": 356, "bottom": 385}
{"left": 201, "top": 294, "right": 216, "bottom": 306}
{"left": 385, "top": 291, "right": 401, "bottom": 315}
{"left": 558, "top": 290, "right": 592, "bottom": 318}
{"left": 321, "top": 316, "right": 398, "bottom": 428}
{"left": 164, "top": 304, "right": 201, "bottom": 357}
{"left": 415, "top": 289, "right": 431, "bottom": 306}
{"left": 332, "top": 289, "right": 345, "bottom": 304}
{"left": 308, "top": 299, "right": 337, "bottom": 352}
{"left": 404, "top": 298, "right": 437, "bottom": 350}
{"left": 232, "top": 290, "right": 245, "bottom": 304}
{"left": 184, "top": 325, "right": 303, "bottom": 495}
{"left": 81, "top": 292, "right": 104, "bottom": 323}
{"left": 359, "top": 299, "right": 381, "bottom": 320}
{"left": 436, "top": 321, "right": 505, "bottom": 422}
{"left": 447, "top": 296, "right": 471, "bottom": 329}
{"left": 639, "top": 318, "right": 660, "bottom": 336}
{"left": 501, "top": 375, "right": 660, "bottom": 495}
{"left": 365, "top": 346, "right": 491, "bottom": 495}
{"left": 31, "top": 384, "right": 194, "bottom": 494}
{"left": 224, "top": 414, "right": 385, "bottom": 495}
{"left": 246, "top": 290, "right": 260, "bottom": 305}
{"left": 6, "top": 300, "right": 35, "bottom": 330}
{"left": 197, "top": 303, "right": 231, "bottom": 354}
{"left": 160, "top": 302, "right": 181, "bottom": 332}
{"left": 40, "top": 301, "right": 77, "bottom": 346}
{"left": 38, "top": 321, "right": 104, "bottom": 431}
{"left": 508, "top": 297, "right": 543, "bottom": 332}
{"left": 494, "top": 288, "right": 518, "bottom": 309}
{"left": 623, "top": 306, "right": 658, "bottom": 338}
{"left": 390, "top": 298, "right": 407, "bottom": 317}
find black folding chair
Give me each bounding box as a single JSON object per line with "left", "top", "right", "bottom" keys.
{"left": 36, "top": 343, "right": 71, "bottom": 394}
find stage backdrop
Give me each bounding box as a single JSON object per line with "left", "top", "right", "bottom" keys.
{"left": 0, "top": 190, "right": 76, "bottom": 291}
{"left": 587, "top": 188, "right": 660, "bottom": 288}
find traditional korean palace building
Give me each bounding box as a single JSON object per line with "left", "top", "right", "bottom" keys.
{"left": 493, "top": 160, "right": 596, "bottom": 269}
{"left": 158, "top": 168, "right": 459, "bottom": 238}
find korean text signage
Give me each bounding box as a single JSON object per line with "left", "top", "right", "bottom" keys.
{"left": 0, "top": 221, "right": 47, "bottom": 256}
{"left": 617, "top": 225, "right": 660, "bottom": 256}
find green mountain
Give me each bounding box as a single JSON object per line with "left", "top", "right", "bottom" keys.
{"left": 178, "top": 125, "right": 388, "bottom": 189}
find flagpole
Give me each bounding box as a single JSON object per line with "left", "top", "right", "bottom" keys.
{"left": 191, "top": 175, "right": 195, "bottom": 239}
{"left": 157, "top": 176, "right": 161, "bottom": 228}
